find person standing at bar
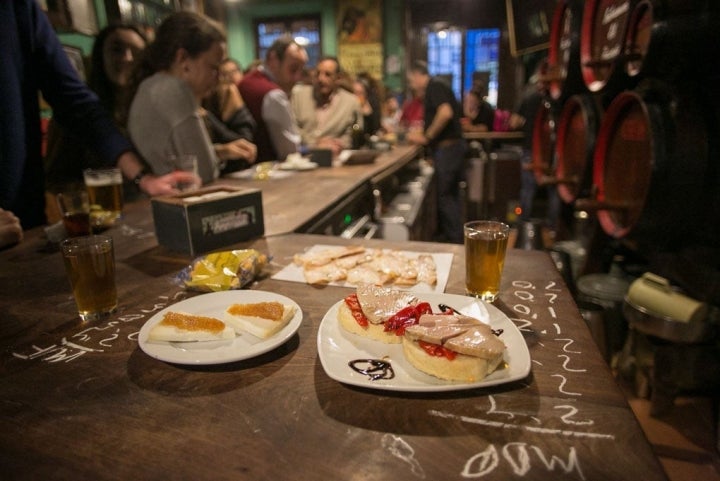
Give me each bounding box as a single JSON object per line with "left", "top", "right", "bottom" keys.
{"left": 0, "top": 0, "right": 196, "bottom": 231}
{"left": 510, "top": 60, "right": 550, "bottom": 223}
{"left": 291, "top": 56, "right": 362, "bottom": 156}
{"left": 128, "top": 12, "right": 257, "bottom": 183}
{"left": 407, "top": 60, "right": 466, "bottom": 244}
{"left": 239, "top": 37, "right": 308, "bottom": 162}
{"left": 45, "top": 24, "right": 148, "bottom": 193}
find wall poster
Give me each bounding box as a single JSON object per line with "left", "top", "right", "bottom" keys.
{"left": 45, "top": 0, "right": 99, "bottom": 35}
{"left": 506, "top": 0, "right": 554, "bottom": 56}
{"left": 337, "top": 0, "right": 383, "bottom": 79}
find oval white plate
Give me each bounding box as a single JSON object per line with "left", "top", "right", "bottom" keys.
{"left": 277, "top": 160, "right": 318, "bottom": 171}
{"left": 317, "top": 292, "right": 531, "bottom": 392}
{"left": 139, "top": 290, "right": 302, "bottom": 365}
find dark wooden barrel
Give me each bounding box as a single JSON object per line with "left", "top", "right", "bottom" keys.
{"left": 548, "top": 0, "right": 587, "bottom": 102}
{"left": 580, "top": 0, "right": 636, "bottom": 97}
{"left": 530, "top": 99, "right": 558, "bottom": 184}
{"left": 623, "top": 0, "right": 720, "bottom": 83}
{"left": 555, "top": 94, "right": 603, "bottom": 203}
{"left": 590, "top": 81, "right": 711, "bottom": 248}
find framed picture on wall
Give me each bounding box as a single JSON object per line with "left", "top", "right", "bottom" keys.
{"left": 336, "top": 0, "right": 383, "bottom": 78}
{"left": 506, "top": 0, "right": 554, "bottom": 56}
{"left": 254, "top": 16, "right": 322, "bottom": 67}
{"left": 46, "top": 0, "right": 99, "bottom": 35}
{"left": 104, "top": 0, "right": 179, "bottom": 30}
{"left": 63, "top": 45, "right": 86, "bottom": 81}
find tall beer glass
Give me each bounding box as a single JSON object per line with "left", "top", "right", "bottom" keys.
{"left": 464, "top": 220, "right": 510, "bottom": 302}
{"left": 61, "top": 235, "right": 117, "bottom": 321}
{"left": 83, "top": 168, "right": 124, "bottom": 228}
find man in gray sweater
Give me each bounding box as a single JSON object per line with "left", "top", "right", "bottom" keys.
{"left": 292, "top": 56, "right": 363, "bottom": 157}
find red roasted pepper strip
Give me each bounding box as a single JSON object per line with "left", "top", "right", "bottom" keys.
{"left": 344, "top": 294, "right": 368, "bottom": 327}
{"left": 383, "top": 302, "right": 432, "bottom": 336}
{"left": 418, "top": 340, "right": 457, "bottom": 360}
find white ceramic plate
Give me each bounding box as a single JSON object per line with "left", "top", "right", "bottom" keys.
{"left": 277, "top": 160, "right": 318, "bottom": 171}
{"left": 224, "top": 169, "right": 292, "bottom": 180}
{"left": 317, "top": 293, "right": 531, "bottom": 392}
{"left": 138, "top": 290, "right": 302, "bottom": 365}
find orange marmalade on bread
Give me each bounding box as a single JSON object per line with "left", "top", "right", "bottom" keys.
{"left": 226, "top": 302, "right": 284, "bottom": 321}
{"left": 161, "top": 312, "right": 226, "bottom": 333}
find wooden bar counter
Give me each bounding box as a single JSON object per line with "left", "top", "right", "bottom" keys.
{"left": 216, "top": 144, "right": 423, "bottom": 236}
{"left": 0, "top": 192, "right": 668, "bottom": 480}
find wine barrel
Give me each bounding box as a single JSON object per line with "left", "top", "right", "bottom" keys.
{"left": 555, "top": 94, "right": 604, "bottom": 203}
{"left": 530, "top": 99, "right": 558, "bottom": 185}
{"left": 547, "top": 0, "right": 587, "bottom": 102}
{"left": 589, "top": 81, "right": 710, "bottom": 248}
{"left": 623, "top": 0, "right": 720, "bottom": 83}
{"left": 581, "top": 0, "right": 637, "bottom": 97}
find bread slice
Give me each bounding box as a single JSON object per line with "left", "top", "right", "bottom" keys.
{"left": 401, "top": 315, "right": 505, "bottom": 382}
{"left": 337, "top": 302, "right": 402, "bottom": 344}
{"left": 402, "top": 337, "right": 504, "bottom": 382}
{"left": 224, "top": 301, "right": 296, "bottom": 339}
{"left": 148, "top": 311, "right": 235, "bottom": 342}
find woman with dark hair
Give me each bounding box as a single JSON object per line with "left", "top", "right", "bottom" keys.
{"left": 45, "top": 24, "right": 147, "bottom": 191}
{"left": 128, "top": 12, "right": 256, "bottom": 183}
{"left": 89, "top": 24, "right": 147, "bottom": 127}
{"left": 353, "top": 72, "right": 382, "bottom": 139}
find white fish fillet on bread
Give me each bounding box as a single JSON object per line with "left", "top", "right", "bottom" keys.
{"left": 148, "top": 311, "right": 235, "bottom": 342}
{"left": 338, "top": 284, "right": 418, "bottom": 344}
{"left": 224, "top": 301, "right": 296, "bottom": 339}
{"left": 402, "top": 314, "right": 506, "bottom": 382}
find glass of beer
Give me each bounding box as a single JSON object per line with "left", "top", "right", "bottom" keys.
{"left": 167, "top": 154, "right": 201, "bottom": 191}
{"left": 60, "top": 235, "right": 118, "bottom": 322}
{"left": 56, "top": 191, "right": 91, "bottom": 237}
{"left": 83, "top": 168, "right": 124, "bottom": 228}
{"left": 464, "top": 220, "right": 510, "bottom": 302}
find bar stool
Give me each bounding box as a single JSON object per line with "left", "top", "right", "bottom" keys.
{"left": 623, "top": 299, "right": 720, "bottom": 416}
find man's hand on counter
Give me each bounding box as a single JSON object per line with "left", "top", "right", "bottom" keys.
{"left": 116, "top": 150, "right": 202, "bottom": 196}
{"left": 137, "top": 171, "right": 202, "bottom": 196}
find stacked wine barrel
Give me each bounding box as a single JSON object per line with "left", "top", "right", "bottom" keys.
{"left": 535, "top": 0, "right": 720, "bottom": 251}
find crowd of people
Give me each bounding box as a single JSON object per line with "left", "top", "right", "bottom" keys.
{"left": 1, "top": 4, "right": 521, "bottom": 250}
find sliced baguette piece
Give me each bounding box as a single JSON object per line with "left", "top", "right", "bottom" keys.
{"left": 148, "top": 311, "right": 235, "bottom": 342}
{"left": 402, "top": 337, "right": 504, "bottom": 382}
{"left": 224, "top": 301, "right": 297, "bottom": 339}
{"left": 337, "top": 302, "right": 403, "bottom": 344}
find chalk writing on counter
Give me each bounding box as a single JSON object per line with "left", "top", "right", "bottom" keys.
{"left": 382, "top": 434, "right": 425, "bottom": 478}
{"left": 508, "top": 280, "right": 589, "bottom": 402}
{"left": 11, "top": 291, "right": 187, "bottom": 364}
{"left": 429, "top": 389, "right": 612, "bottom": 481}
{"left": 430, "top": 396, "right": 612, "bottom": 439}
{"left": 461, "top": 443, "right": 585, "bottom": 480}
{"left": 431, "top": 278, "right": 604, "bottom": 479}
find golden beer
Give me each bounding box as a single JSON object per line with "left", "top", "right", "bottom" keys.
{"left": 61, "top": 235, "right": 117, "bottom": 321}
{"left": 83, "top": 168, "right": 124, "bottom": 227}
{"left": 464, "top": 221, "right": 510, "bottom": 302}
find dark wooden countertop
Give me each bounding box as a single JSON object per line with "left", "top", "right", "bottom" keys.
{"left": 215, "top": 144, "right": 422, "bottom": 236}
{"left": 0, "top": 204, "right": 667, "bottom": 480}
{"left": 463, "top": 131, "right": 524, "bottom": 141}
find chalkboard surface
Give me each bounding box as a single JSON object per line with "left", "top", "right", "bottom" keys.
{"left": 506, "top": 0, "right": 556, "bottom": 56}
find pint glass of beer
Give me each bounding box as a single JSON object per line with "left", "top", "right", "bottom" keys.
{"left": 83, "top": 168, "right": 124, "bottom": 228}
{"left": 61, "top": 235, "right": 117, "bottom": 322}
{"left": 464, "top": 220, "right": 510, "bottom": 302}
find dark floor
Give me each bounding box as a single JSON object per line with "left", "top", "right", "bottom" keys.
{"left": 619, "top": 378, "right": 720, "bottom": 481}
